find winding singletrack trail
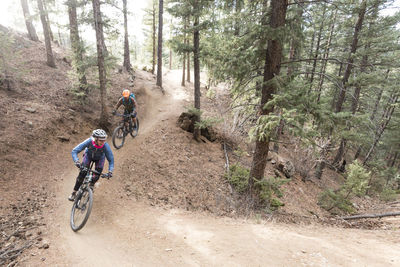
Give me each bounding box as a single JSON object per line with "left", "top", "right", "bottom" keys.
{"left": 27, "top": 70, "right": 400, "bottom": 266}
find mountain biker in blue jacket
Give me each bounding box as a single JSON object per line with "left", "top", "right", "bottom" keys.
{"left": 68, "top": 129, "right": 114, "bottom": 201}
{"left": 112, "top": 89, "right": 138, "bottom": 131}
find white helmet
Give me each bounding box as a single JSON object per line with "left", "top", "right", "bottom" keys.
{"left": 92, "top": 129, "right": 107, "bottom": 140}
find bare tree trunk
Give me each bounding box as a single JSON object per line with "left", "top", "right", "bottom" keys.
{"left": 92, "top": 0, "right": 109, "bottom": 127}
{"left": 187, "top": 52, "right": 190, "bottom": 82}
{"left": 122, "top": 0, "right": 131, "bottom": 72}
{"left": 335, "top": 0, "right": 366, "bottom": 113}
{"left": 363, "top": 94, "right": 398, "bottom": 165}
{"left": 43, "top": 0, "right": 54, "bottom": 42}
{"left": 370, "top": 70, "right": 389, "bottom": 121}
{"left": 181, "top": 20, "right": 186, "bottom": 86}
{"left": 156, "top": 0, "right": 163, "bottom": 87}
{"left": 193, "top": 6, "right": 201, "bottom": 141}
{"left": 309, "top": 4, "right": 326, "bottom": 93}
{"left": 317, "top": 9, "right": 337, "bottom": 102}
{"left": 152, "top": 0, "right": 156, "bottom": 74}
{"left": 315, "top": 139, "right": 331, "bottom": 179}
{"left": 20, "top": 0, "right": 39, "bottom": 41}
{"left": 287, "top": 3, "right": 303, "bottom": 77}
{"left": 275, "top": 2, "right": 303, "bottom": 152}
{"left": 187, "top": 16, "right": 191, "bottom": 83}
{"left": 334, "top": 2, "right": 375, "bottom": 166}
{"left": 306, "top": 31, "right": 315, "bottom": 80}
{"left": 233, "top": 0, "right": 242, "bottom": 36}
{"left": 37, "top": 0, "right": 56, "bottom": 68}
{"left": 389, "top": 151, "right": 398, "bottom": 168}
{"left": 169, "top": 49, "right": 172, "bottom": 69}
{"left": 332, "top": 139, "right": 346, "bottom": 167}
{"left": 354, "top": 72, "right": 386, "bottom": 160}
{"left": 249, "top": 0, "right": 288, "bottom": 193}
{"left": 67, "top": 0, "right": 87, "bottom": 94}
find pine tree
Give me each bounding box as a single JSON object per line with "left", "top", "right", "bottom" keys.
{"left": 20, "top": 0, "right": 39, "bottom": 42}
{"left": 36, "top": 0, "right": 56, "bottom": 68}
{"left": 92, "top": 0, "right": 109, "bottom": 127}
{"left": 249, "top": 0, "right": 288, "bottom": 193}
{"left": 156, "top": 0, "right": 164, "bottom": 87}
{"left": 122, "top": 0, "right": 131, "bottom": 72}
{"left": 67, "top": 0, "right": 87, "bottom": 95}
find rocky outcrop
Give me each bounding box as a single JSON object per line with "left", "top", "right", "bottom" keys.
{"left": 270, "top": 153, "right": 295, "bottom": 178}
{"left": 177, "top": 112, "right": 217, "bottom": 142}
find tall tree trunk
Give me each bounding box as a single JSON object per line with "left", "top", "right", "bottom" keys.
{"left": 187, "top": 17, "right": 191, "bottom": 83}
{"left": 187, "top": 51, "right": 191, "bottom": 82}
{"left": 306, "top": 31, "right": 315, "bottom": 80}
{"left": 181, "top": 20, "right": 186, "bottom": 86}
{"left": 181, "top": 52, "right": 186, "bottom": 86}
{"left": 21, "top": 0, "right": 39, "bottom": 41}
{"left": 169, "top": 49, "right": 172, "bottom": 69}
{"left": 92, "top": 0, "right": 109, "bottom": 127}
{"left": 335, "top": 0, "right": 366, "bottom": 113}
{"left": 249, "top": 0, "right": 288, "bottom": 193}
{"left": 354, "top": 71, "right": 386, "bottom": 160}
{"left": 233, "top": 0, "right": 242, "bottom": 36}
{"left": 287, "top": 3, "right": 303, "bottom": 77}
{"left": 363, "top": 94, "right": 398, "bottom": 165}
{"left": 43, "top": 0, "right": 54, "bottom": 42}
{"left": 122, "top": 0, "right": 131, "bottom": 71}
{"left": 37, "top": 0, "right": 55, "bottom": 68}
{"left": 156, "top": 0, "right": 163, "bottom": 87}
{"left": 193, "top": 6, "right": 201, "bottom": 141}
{"left": 152, "top": 0, "right": 156, "bottom": 74}
{"left": 317, "top": 9, "right": 337, "bottom": 102}
{"left": 67, "top": 0, "right": 87, "bottom": 94}
{"left": 57, "top": 28, "right": 63, "bottom": 46}
{"left": 371, "top": 71, "right": 389, "bottom": 121}
{"left": 275, "top": 2, "right": 303, "bottom": 152}
{"left": 390, "top": 151, "right": 398, "bottom": 168}
{"left": 309, "top": 4, "right": 326, "bottom": 93}
{"left": 334, "top": 2, "right": 376, "bottom": 165}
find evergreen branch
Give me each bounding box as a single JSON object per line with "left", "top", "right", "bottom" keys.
{"left": 282, "top": 57, "right": 361, "bottom": 68}
{"left": 291, "top": 0, "right": 349, "bottom": 13}
{"left": 296, "top": 71, "right": 344, "bottom": 92}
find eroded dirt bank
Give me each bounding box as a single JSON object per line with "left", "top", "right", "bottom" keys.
{"left": 18, "top": 70, "right": 400, "bottom": 267}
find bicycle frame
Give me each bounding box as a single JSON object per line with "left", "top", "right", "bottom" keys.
{"left": 78, "top": 163, "right": 105, "bottom": 192}
{"left": 114, "top": 112, "right": 135, "bottom": 133}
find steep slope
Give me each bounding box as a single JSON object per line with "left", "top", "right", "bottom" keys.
{"left": 22, "top": 68, "right": 400, "bottom": 267}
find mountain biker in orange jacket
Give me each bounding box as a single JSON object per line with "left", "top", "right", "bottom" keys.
{"left": 68, "top": 129, "right": 114, "bottom": 201}
{"left": 112, "top": 89, "right": 138, "bottom": 130}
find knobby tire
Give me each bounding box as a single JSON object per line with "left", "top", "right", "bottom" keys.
{"left": 70, "top": 188, "right": 93, "bottom": 232}
{"left": 130, "top": 118, "right": 139, "bottom": 138}
{"left": 112, "top": 125, "right": 125, "bottom": 149}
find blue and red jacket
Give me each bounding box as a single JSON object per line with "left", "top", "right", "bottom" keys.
{"left": 71, "top": 138, "right": 114, "bottom": 172}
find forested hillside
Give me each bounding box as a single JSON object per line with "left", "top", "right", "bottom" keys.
{"left": 0, "top": 0, "right": 400, "bottom": 266}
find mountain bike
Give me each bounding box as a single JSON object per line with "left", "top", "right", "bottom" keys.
{"left": 70, "top": 164, "right": 110, "bottom": 232}
{"left": 112, "top": 112, "right": 139, "bottom": 149}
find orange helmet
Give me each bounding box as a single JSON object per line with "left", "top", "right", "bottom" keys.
{"left": 122, "top": 89, "right": 130, "bottom": 98}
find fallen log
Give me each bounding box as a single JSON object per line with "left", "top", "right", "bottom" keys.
{"left": 340, "top": 211, "right": 400, "bottom": 220}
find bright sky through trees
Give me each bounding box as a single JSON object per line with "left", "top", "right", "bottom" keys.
{"left": 0, "top": 0, "right": 149, "bottom": 44}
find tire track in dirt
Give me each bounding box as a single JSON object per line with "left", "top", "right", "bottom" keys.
{"left": 25, "top": 70, "right": 400, "bottom": 267}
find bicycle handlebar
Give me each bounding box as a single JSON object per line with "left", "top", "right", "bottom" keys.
{"left": 79, "top": 166, "right": 110, "bottom": 179}
{"left": 113, "top": 112, "right": 136, "bottom": 117}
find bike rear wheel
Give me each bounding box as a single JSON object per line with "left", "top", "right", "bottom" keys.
{"left": 70, "top": 188, "right": 93, "bottom": 232}
{"left": 130, "top": 117, "right": 139, "bottom": 137}
{"left": 112, "top": 125, "right": 125, "bottom": 149}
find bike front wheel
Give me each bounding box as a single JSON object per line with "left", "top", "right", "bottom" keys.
{"left": 70, "top": 188, "right": 93, "bottom": 232}
{"left": 112, "top": 125, "right": 126, "bottom": 149}
{"left": 130, "top": 118, "right": 139, "bottom": 138}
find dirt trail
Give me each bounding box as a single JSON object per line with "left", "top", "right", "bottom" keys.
{"left": 26, "top": 70, "right": 400, "bottom": 267}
